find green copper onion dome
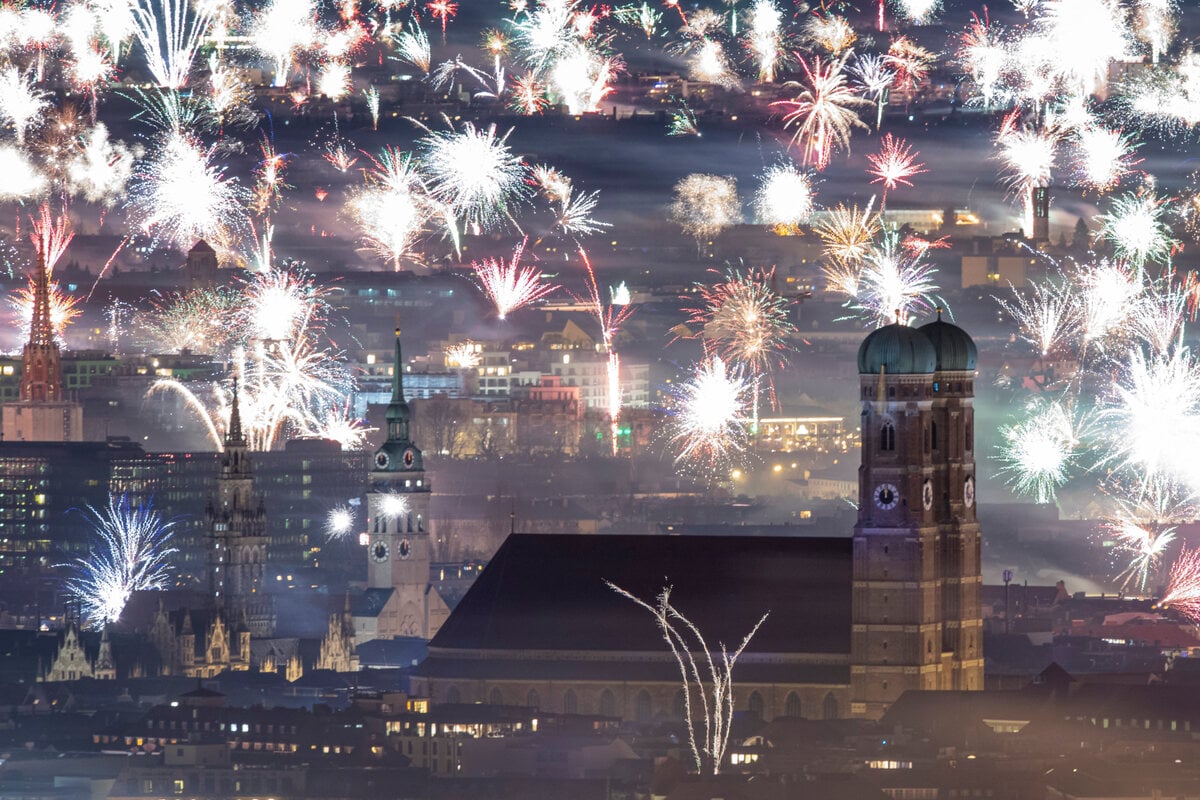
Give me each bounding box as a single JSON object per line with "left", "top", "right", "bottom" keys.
{"left": 856, "top": 322, "right": 937, "bottom": 375}
{"left": 918, "top": 310, "right": 978, "bottom": 372}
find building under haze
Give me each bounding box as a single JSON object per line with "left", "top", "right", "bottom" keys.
{"left": 412, "top": 318, "right": 984, "bottom": 721}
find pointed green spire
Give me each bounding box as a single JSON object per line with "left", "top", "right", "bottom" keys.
{"left": 385, "top": 328, "right": 411, "bottom": 443}
{"left": 391, "top": 327, "right": 405, "bottom": 405}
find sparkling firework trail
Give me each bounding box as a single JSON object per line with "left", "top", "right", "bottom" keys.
{"left": 63, "top": 494, "right": 178, "bottom": 627}
{"left": 141, "top": 286, "right": 240, "bottom": 353}
{"left": 472, "top": 239, "right": 557, "bottom": 319}
{"left": 745, "top": 0, "right": 785, "bottom": 82}
{"left": 130, "top": 0, "right": 215, "bottom": 88}
{"left": 774, "top": 55, "right": 870, "bottom": 170}
{"left": 998, "top": 281, "right": 1079, "bottom": 357}
{"left": 686, "top": 266, "right": 796, "bottom": 416}
{"left": 1107, "top": 480, "right": 1186, "bottom": 593}
{"left": 66, "top": 123, "right": 135, "bottom": 208}
{"left": 1072, "top": 125, "right": 1139, "bottom": 193}
{"left": 1161, "top": 546, "right": 1200, "bottom": 621}
{"left": 1076, "top": 259, "right": 1141, "bottom": 342}
{"left": 0, "top": 66, "right": 48, "bottom": 145}
{"left": 804, "top": 14, "right": 856, "bottom": 57}
{"left": 391, "top": 23, "right": 431, "bottom": 72}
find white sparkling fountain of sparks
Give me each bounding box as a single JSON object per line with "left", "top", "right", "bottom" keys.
{"left": 63, "top": 494, "right": 178, "bottom": 627}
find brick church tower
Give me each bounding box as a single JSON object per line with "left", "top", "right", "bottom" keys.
{"left": 1, "top": 250, "right": 83, "bottom": 441}
{"left": 850, "top": 315, "right": 984, "bottom": 719}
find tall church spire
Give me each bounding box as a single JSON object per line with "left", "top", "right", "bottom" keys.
{"left": 227, "top": 378, "right": 245, "bottom": 447}
{"left": 19, "top": 250, "right": 63, "bottom": 403}
{"left": 385, "top": 327, "right": 412, "bottom": 444}
{"left": 29, "top": 250, "right": 52, "bottom": 347}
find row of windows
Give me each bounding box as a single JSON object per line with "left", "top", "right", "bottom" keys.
{"left": 444, "top": 686, "right": 838, "bottom": 721}
{"left": 878, "top": 420, "right": 973, "bottom": 453}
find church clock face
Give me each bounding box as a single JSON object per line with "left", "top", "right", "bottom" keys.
{"left": 398, "top": 538, "right": 412, "bottom": 559}
{"left": 371, "top": 541, "right": 389, "bottom": 563}
{"left": 874, "top": 483, "right": 899, "bottom": 510}
{"left": 922, "top": 479, "right": 934, "bottom": 511}
{"left": 375, "top": 451, "right": 390, "bottom": 469}
{"left": 403, "top": 448, "right": 415, "bottom": 468}
{"left": 964, "top": 476, "right": 976, "bottom": 508}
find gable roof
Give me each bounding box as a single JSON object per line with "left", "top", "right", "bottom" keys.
{"left": 428, "top": 533, "right": 852, "bottom": 656}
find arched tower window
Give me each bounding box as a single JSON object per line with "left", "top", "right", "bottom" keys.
{"left": 599, "top": 689, "right": 617, "bottom": 717}
{"left": 823, "top": 693, "right": 839, "bottom": 720}
{"left": 563, "top": 689, "right": 578, "bottom": 714}
{"left": 635, "top": 690, "right": 653, "bottom": 722}
{"left": 880, "top": 422, "right": 896, "bottom": 452}
{"left": 785, "top": 692, "right": 802, "bottom": 717}
{"left": 931, "top": 420, "right": 939, "bottom": 450}
{"left": 747, "top": 691, "right": 765, "bottom": 720}
{"left": 965, "top": 418, "right": 973, "bottom": 451}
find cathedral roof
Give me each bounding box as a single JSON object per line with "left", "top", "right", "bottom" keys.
{"left": 857, "top": 323, "right": 937, "bottom": 375}
{"left": 918, "top": 312, "right": 978, "bottom": 371}
{"left": 351, "top": 588, "right": 395, "bottom": 618}
{"left": 425, "top": 533, "right": 852, "bottom": 658}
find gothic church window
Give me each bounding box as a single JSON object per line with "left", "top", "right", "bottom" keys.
{"left": 599, "top": 689, "right": 616, "bottom": 717}
{"left": 489, "top": 688, "right": 503, "bottom": 705}
{"left": 635, "top": 690, "right": 653, "bottom": 722}
{"left": 785, "top": 692, "right": 802, "bottom": 718}
{"left": 880, "top": 422, "right": 895, "bottom": 452}
{"left": 823, "top": 693, "right": 838, "bottom": 720}
{"left": 931, "top": 420, "right": 938, "bottom": 450}
{"left": 563, "top": 689, "right": 578, "bottom": 714}
{"left": 527, "top": 689, "right": 540, "bottom": 709}
{"left": 747, "top": 691, "right": 764, "bottom": 720}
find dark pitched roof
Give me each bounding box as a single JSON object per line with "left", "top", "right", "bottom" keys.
{"left": 351, "top": 588, "right": 395, "bottom": 618}
{"left": 428, "top": 533, "right": 852, "bottom": 655}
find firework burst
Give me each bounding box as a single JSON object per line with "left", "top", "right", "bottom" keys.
{"left": 472, "top": 239, "right": 557, "bottom": 319}
{"left": 997, "top": 396, "right": 1080, "bottom": 504}
{"left": 669, "top": 356, "right": 752, "bottom": 476}
{"left": 670, "top": 174, "right": 741, "bottom": 242}
{"left": 127, "top": 130, "right": 250, "bottom": 256}
{"left": 754, "top": 163, "right": 815, "bottom": 231}
{"left": 866, "top": 133, "right": 927, "bottom": 206}
{"left": 419, "top": 121, "right": 528, "bottom": 234}
{"left": 63, "top": 494, "right": 178, "bottom": 627}
{"left": 774, "top": 55, "right": 870, "bottom": 170}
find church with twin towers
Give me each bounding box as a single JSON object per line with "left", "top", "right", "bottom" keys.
{"left": 410, "top": 316, "right": 983, "bottom": 721}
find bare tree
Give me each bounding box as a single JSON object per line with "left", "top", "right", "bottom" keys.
{"left": 607, "top": 583, "right": 767, "bottom": 775}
